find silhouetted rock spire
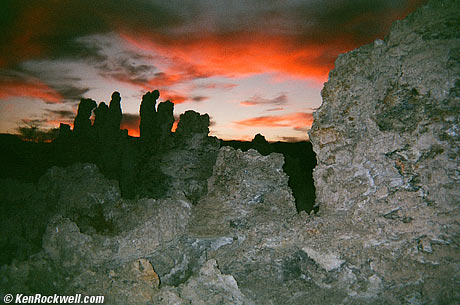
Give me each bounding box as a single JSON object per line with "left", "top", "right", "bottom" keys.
{"left": 157, "top": 100, "right": 174, "bottom": 140}
{"left": 139, "top": 90, "right": 159, "bottom": 140}
{"left": 73, "top": 98, "right": 96, "bottom": 137}
{"left": 175, "top": 110, "right": 210, "bottom": 136}
{"left": 106, "top": 92, "right": 122, "bottom": 136}
{"left": 93, "top": 102, "right": 108, "bottom": 138}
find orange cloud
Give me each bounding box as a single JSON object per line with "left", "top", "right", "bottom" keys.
{"left": 233, "top": 112, "right": 313, "bottom": 131}
{"left": 119, "top": 31, "right": 337, "bottom": 82}
{"left": 0, "top": 79, "right": 62, "bottom": 103}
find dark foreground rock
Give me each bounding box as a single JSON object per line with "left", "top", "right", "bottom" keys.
{"left": 0, "top": 147, "right": 299, "bottom": 304}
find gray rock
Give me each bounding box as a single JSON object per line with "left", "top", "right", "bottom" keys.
{"left": 178, "top": 259, "right": 254, "bottom": 305}
{"left": 160, "top": 134, "right": 220, "bottom": 202}
{"left": 175, "top": 110, "right": 210, "bottom": 137}
{"left": 308, "top": 0, "right": 460, "bottom": 303}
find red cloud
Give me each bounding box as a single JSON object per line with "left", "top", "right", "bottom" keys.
{"left": 233, "top": 112, "right": 314, "bottom": 131}
{"left": 0, "top": 79, "right": 62, "bottom": 103}
{"left": 119, "top": 31, "right": 335, "bottom": 82}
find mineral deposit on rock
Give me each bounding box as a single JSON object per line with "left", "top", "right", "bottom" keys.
{"left": 308, "top": 0, "right": 460, "bottom": 302}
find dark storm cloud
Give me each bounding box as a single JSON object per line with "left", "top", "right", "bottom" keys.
{"left": 0, "top": 0, "right": 427, "bottom": 93}
{"left": 289, "top": 0, "right": 426, "bottom": 45}
{"left": 0, "top": 0, "right": 427, "bottom": 111}
{"left": 99, "top": 57, "right": 157, "bottom": 85}
{"left": 0, "top": 0, "right": 184, "bottom": 67}
{"left": 1, "top": 0, "right": 426, "bottom": 67}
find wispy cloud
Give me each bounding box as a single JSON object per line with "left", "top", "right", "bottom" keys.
{"left": 240, "top": 93, "right": 288, "bottom": 107}
{"left": 0, "top": 72, "right": 62, "bottom": 103}
{"left": 233, "top": 112, "right": 313, "bottom": 131}
{"left": 265, "top": 107, "right": 284, "bottom": 112}
{"left": 193, "top": 82, "right": 237, "bottom": 91}
{"left": 46, "top": 109, "right": 75, "bottom": 120}
{"left": 191, "top": 96, "right": 209, "bottom": 102}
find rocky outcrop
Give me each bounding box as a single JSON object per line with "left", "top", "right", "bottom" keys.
{"left": 308, "top": 0, "right": 460, "bottom": 303}
{"left": 175, "top": 110, "right": 210, "bottom": 137}
{"left": 159, "top": 133, "right": 220, "bottom": 202}
{"left": 93, "top": 102, "right": 108, "bottom": 138}
{"left": 106, "top": 91, "right": 123, "bottom": 137}
{"left": 250, "top": 133, "right": 272, "bottom": 156}
{"left": 157, "top": 100, "right": 175, "bottom": 141}
{"left": 0, "top": 146, "right": 300, "bottom": 304}
{"left": 139, "top": 90, "right": 160, "bottom": 140}
{"left": 73, "top": 98, "right": 96, "bottom": 137}
{"left": 139, "top": 90, "right": 174, "bottom": 143}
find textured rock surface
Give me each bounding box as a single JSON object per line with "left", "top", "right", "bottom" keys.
{"left": 160, "top": 133, "right": 220, "bottom": 202}
{"left": 175, "top": 110, "right": 210, "bottom": 136}
{"left": 309, "top": 0, "right": 460, "bottom": 303}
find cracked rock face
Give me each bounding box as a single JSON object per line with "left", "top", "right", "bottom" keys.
{"left": 309, "top": 0, "right": 460, "bottom": 302}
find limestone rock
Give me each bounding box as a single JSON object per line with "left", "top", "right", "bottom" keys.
{"left": 175, "top": 110, "right": 210, "bottom": 136}
{"left": 308, "top": 0, "right": 460, "bottom": 303}
{"left": 179, "top": 259, "right": 254, "bottom": 305}
{"left": 106, "top": 91, "right": 122, "bottom": 136}
{"left": 189, "top": 146, "right": 296, "bottom": 237}
{"left": 3, "top": 2, "right": 459, "bottom": 304}
{"left": 37, "top": 163, "right": 121, "bottom": 234}
{"left": 157, "top": 100, "right": 175, "bottom": 140}
{"left": 73, "top": 98, "right": 96, "bottom": 137}
{"left": 93, "top": 102, "right": 108, "bottom": 138}
{"left": 160, "top": 133, "right": 220, "bottom": 202}
{"left": 139, "top": 90, "right": 159, "bottom": 140}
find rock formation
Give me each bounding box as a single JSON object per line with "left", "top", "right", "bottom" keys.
{"left": 72, "top": 98, "right": 96, "bottom": 137}
{"left": 175, "top": 110, "right": 210, "bottom": 136}
{"left": 0, "top": 147, "right": 299, "bottom": 304}
{"left": 139, "top": 90, "right": 175, "bottom": 143}
{"left": 308, "top": 0, "right": 460, "bottom": 302}
{"left": 106, "top": 92, "right": 122, "bottom": 137}
{"left": 157, "top": 100, "right": 175, "bottom": 141}
{"left": 58, "top": 123, "right": 71, "bottom": 138}
{"left": 93, "top": 102, "right": 108, "bottom": 138}
{"left": 139, "top": 90, "right": 159, "bottom": 140}
{"left": 250, "top": 133, "right": 272, "bottom": 156}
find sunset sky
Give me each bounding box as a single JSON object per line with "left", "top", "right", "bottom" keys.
{"left": 0, "top": 0, "right": 425, "bottom": 141}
